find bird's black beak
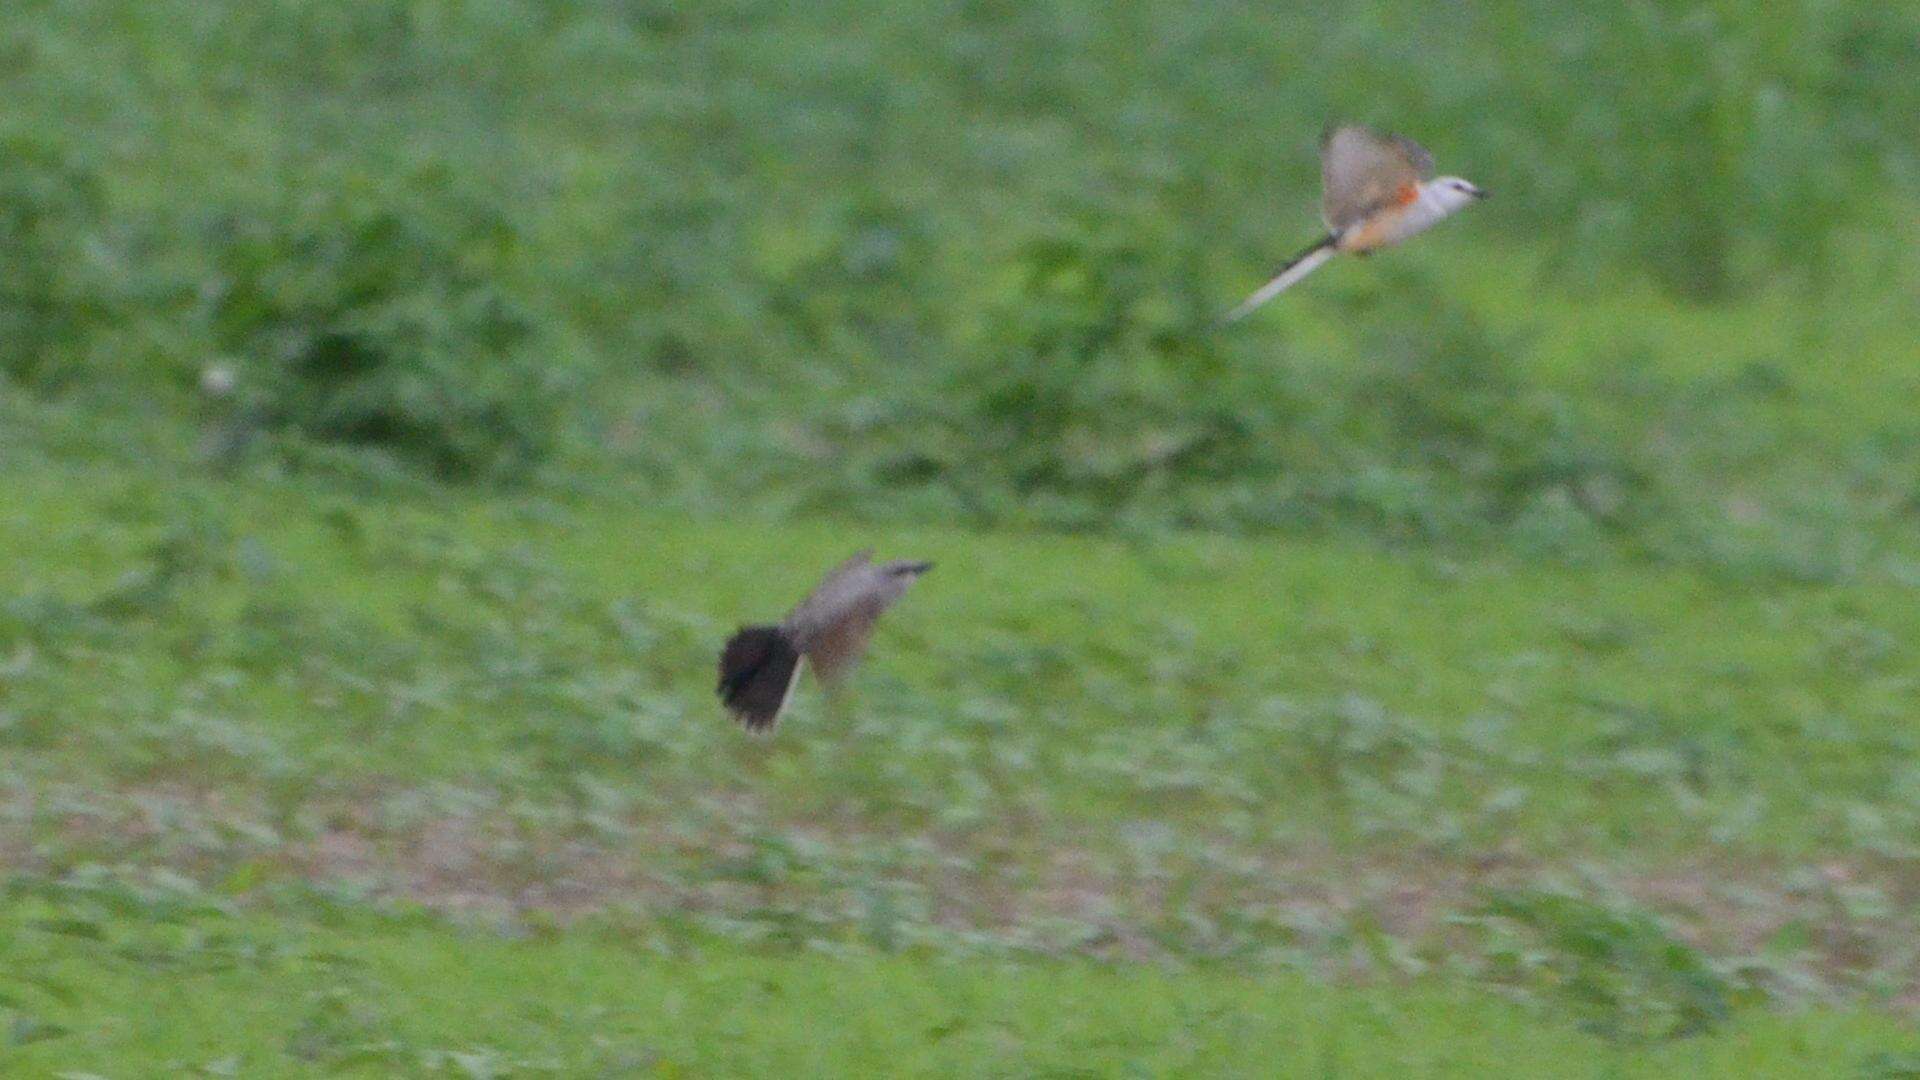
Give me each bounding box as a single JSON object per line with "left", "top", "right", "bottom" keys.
{"left": 900, "top": 561, "right": 934, "bottom": 576}
{"left": 1472, "top": 186, "right": 1491, "bottom": 200}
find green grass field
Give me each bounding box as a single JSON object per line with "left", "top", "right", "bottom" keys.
{"left": 6, "top": 909, "right": 1919, "bottom": 1077}
{"left": 7, "top": 414, "right": 1920, "bottom": 1073}
{"left": 5, "top": 0, "right": 1920, "bottom": 1074}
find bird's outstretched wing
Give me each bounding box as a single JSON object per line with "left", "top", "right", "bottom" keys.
{"left": 801, "top": 603, "right": 889, "bottom": 685}
{"left": 782, "top": 549, "right": 887, "bottom": 683}
{"left": 784, "top": 548, "right": 874, "bottom": 628}
{"left": 1320, "top": 125, "right": 1434, "bottom": 234}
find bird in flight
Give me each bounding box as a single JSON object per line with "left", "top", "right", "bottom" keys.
{"left": 1224, "top": 125, "right": 1487, "bottom": 322}
{"left": 717, "top": 549, "right": 933, "bottom": 732}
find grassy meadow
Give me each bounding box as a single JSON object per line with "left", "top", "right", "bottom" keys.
{"left": 4, "top": 0, "right": 1920, "bottom": 1075}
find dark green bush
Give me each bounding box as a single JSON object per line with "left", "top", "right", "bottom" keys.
{"left": 204, "top": 165, "right": 564, "bottom": 480}
{"left": 1476, "top": 888, "right": 1750, "bottom": 1042}
{"left": 788, "top": 236, "right": 1647, "bottom": 541}
{"left": 940, "top": 218, "right": 1234, "bottom": 505}
{"left": 1336, "top": 287, "right": 1653, "bottom": 536}
{"left": 0, "top": 0, "right": 1912, "bottom": 558}
{"left": 0, "top": 131, "right": 108, "bottom": 387}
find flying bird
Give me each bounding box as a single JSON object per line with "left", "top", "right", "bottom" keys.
{"left": 717, "top": 549, "right": 933, "bottom": 732}
{"left": 1224, "top": 125, "right": 1487, "bottom": 322}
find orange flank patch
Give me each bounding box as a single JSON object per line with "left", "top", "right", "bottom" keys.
{"left": 1336, "top": 184, "right": 1423, "bottom": 254}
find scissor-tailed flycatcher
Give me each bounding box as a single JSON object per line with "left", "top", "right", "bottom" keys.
{"left": 717, "top": 549, "right": 933, "bottom": 731}
{"left": 1225, "top": 125, "right": 1487, "bottom": 322}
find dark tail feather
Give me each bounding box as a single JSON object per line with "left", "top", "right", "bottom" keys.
{"left": 717, "top": 625, "right": 802, "bottom": 732}
{"left": 1219, "top": 234, "right": 1337, "bottom": 325}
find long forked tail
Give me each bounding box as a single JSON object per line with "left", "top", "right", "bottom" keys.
{"left": 718, "top": 625, "right": 803, "bottom": 732}
{"left": 1222, "top": 235, "right": 1336, "bottom": 323}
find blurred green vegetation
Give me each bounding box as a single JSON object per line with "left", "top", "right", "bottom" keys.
{"left": 2, "top": 0, "right": 1916, "bottom": 551}
{"left": 3, "top": 894, "right": 1915, "bottom": 1076}
{"left": 5, "top": 3, "right": 1920, "bottom": 1069}
{"left": 6, "top": 469, "right": 1920, "bottom": 1032}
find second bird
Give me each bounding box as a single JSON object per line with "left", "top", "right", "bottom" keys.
{"left": 717, "top": 550, "right": 933, "bottom": 732}
{"left": 1225, "top": 124, "right": 1487, "bottom": 322}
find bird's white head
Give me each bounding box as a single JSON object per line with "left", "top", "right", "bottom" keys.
{"left": 1425, "top": 176, "right": 1488, "bottom": 216}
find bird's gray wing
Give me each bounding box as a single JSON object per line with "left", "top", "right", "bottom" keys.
{"left": 1320, "top": 125, "right": 1430, "bottom": 233}
{"left": 1390, "top": 133, "right": 1436, "bottom": 181}
{"left": 782, "top": 549, "right": 875, "bottom": 641}
{"left": 798, "top": 594, "right": 889, "bottom": 685}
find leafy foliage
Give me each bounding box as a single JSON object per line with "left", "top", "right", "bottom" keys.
{"left": 2, "top": 3, "right": 1920, "bottom": 1068}
{"left": 0, "top": 0, "right": 1914, "bottom": 532}
{"left": 203, "top": 165, "right": 566, "bottom": 480}
{"left": 0, "top": 130, "right": 109, "bottom": 388}
{"left": 1474, "top": 889, "right": 1749, "bottom": 1042}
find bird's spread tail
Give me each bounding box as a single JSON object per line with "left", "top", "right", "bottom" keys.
{"left": 1223, "top": 236, "right": 1336, "bottom": 323}
{"left": 718, "top": 625, "right": 803, "bottom": 732}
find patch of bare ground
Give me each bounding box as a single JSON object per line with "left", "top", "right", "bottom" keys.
{"left": 6, "top": 781, "right": 1917, "bottom": 1004}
